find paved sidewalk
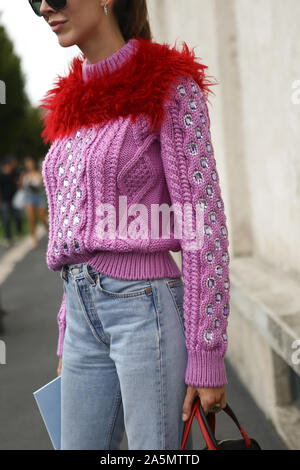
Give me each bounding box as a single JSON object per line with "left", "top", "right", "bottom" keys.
{"left": 0, "top": 236, "right": 287, "bottom": 450}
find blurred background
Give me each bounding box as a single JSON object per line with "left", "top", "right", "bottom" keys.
{"left": 0, "top": 0, "right": 299, "bottom": 450}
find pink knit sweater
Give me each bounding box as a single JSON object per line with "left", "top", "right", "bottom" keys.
{"left": 41, "top": 37, "right": 230, "bottom": 387}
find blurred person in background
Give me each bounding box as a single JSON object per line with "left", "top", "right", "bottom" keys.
{"left": 10, "top": 155, "right": 26, "bottom": 241}
{"left": 0, "top": 154, "right": 23, "bottom": 248}
{"left": 20, "top": 155, "right": 48, "bottom": 249}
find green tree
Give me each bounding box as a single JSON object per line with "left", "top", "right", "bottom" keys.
{"left": 0, "top": 13, "right": 49, "bottom": 163}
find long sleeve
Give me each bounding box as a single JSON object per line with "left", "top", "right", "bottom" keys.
{"left": 160, "top": 75, "right": 230, "bottom": 387}
{"left": 57, "top": 292, "right": 66, "bottom": 357}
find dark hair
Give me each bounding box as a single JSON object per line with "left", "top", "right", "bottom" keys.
{"left": 112, "top": 0, "right": 152, "bottom": 42}
{"left": 25, "top": 155, "right": 39, "bottom": 170}
{"left": 2, "top": 154, "right": 14, "bottom": 164}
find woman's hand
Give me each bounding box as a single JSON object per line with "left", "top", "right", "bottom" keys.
{"left": 57, "top": 356, "right": 62, "bottom": 376}
{"left": 182, "top": 385, "right": 226, "bottom": 421}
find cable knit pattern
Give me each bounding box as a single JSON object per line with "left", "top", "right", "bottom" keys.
{"left": 41, "top": 37, "right": 230, "bottom": 386}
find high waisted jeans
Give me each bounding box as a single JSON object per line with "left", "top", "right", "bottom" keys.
{"left": 59, "top": 262, "right": 193, "bottom": 450}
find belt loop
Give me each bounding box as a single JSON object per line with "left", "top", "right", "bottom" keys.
{"left": 60, "top": 265, "right": 68, "bottom": 282}
{"left": 83, "top": 263, "right": 96, "bottom": 286}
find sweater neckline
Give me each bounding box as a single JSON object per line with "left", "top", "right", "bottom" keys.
{"left": 82, "top": 38, "right": 140, "bottom": 82}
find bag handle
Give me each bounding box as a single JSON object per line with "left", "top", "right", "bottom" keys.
{"left": 180, "top": 397, "right": 216, "bottom": 450}
{"left": 181, "top": 396, "right": 252, "bottom": 450}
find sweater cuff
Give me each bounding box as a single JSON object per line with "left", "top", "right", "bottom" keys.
{"left": 185, "top": 350, "right": 228, "bottom": 387}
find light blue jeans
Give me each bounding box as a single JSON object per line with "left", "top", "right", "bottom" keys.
{"left": 59, "top": 262, "right": 193, "bottom": 450}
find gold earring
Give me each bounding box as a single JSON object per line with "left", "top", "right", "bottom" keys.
{"left": 104, "top": 1, "right": 108, "bottom": 15}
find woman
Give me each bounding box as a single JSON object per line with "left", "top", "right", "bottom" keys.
{"left": 30, "top": 0, "right": 230, "bottom": 450}
{"left": 21, "top": 155, "right": 48, "bottom": 249}
{"left": 0, "top": 155, "right": 23, "bottom": 247}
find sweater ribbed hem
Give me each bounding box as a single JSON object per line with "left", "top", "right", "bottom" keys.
{"left": 185, "top": 350, "right": 228, "bottom": 387}
{"left": 87, "top": 250, "right": 182, "bottom": 280}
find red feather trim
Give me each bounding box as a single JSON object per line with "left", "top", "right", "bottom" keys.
{"left": 38, "top": 36, "right": 218, "bottom": 145}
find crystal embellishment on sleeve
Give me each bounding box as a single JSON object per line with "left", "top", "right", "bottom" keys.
{"left": 173, "top": 75, "right": 230, "bottom": 386}
{"left": 177, "top": 84, "right": 187, "bottom": 97}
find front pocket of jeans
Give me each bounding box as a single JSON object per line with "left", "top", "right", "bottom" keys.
{"left": 166, "top": 280, "right": 185, "bottom": 334}
{"left": 96, "top": 274, "right": 152, "bottom": 298}
{"left": 74, "top": 279, "right": 108, "bottom": 345}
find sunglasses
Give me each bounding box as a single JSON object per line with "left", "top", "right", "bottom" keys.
{"left": 28, "top": 0, "right": 67, "bottom": 17}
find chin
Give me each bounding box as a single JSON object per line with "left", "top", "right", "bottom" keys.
{"left": 57, "top": 34, "right": 77, "bottom": 48}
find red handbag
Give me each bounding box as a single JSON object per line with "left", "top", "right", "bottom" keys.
{"left": 181, "top": 396, "right": 261, "bottom": 450}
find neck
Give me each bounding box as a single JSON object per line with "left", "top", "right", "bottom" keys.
{"left": 82, "top": 34, "right": 127, "bottom": 66}
{"left": 82, "top": 37, "right": 140, "bottom": 82}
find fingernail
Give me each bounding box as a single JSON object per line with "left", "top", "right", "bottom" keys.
{"left": 182, "top": 413, "right": 188, "bottom": 421}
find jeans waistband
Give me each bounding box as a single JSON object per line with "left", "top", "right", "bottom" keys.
{"left": 60, "top": 262, "right": 99, "bottom": 282}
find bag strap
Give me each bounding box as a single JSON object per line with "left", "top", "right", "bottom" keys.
{"left": 180, "top": 399, "right": 197, "bottom": 450}
{"left": 206, "top": 402, "right": 252, "bottom": 447}
{"left": 181, "top": 397, "right": 252, "bottom": 450}
{"left": 181, "top": 397, "right": 208, "bottom": 449}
